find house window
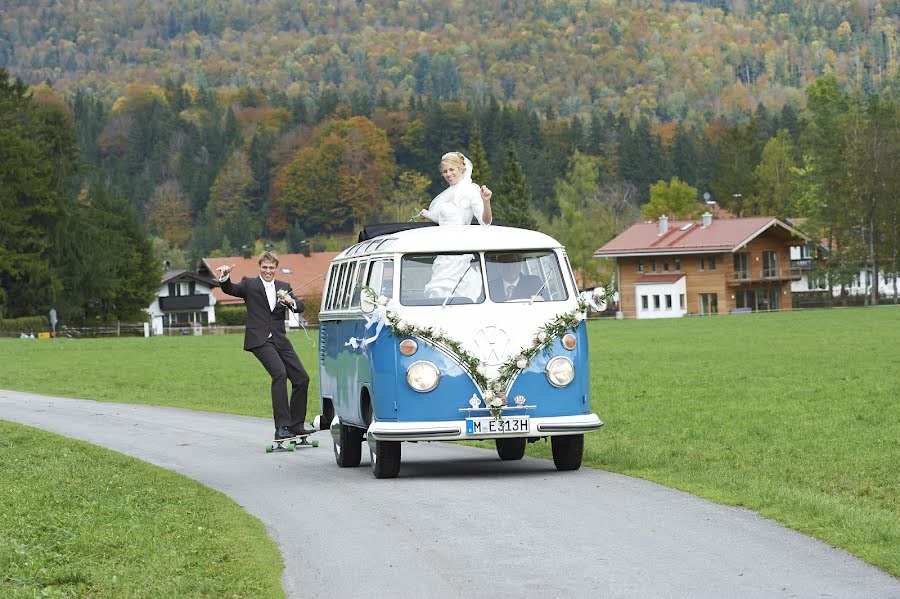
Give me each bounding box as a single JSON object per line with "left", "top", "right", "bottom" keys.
{"left": 756, "top": 288, "right": 770, "bottom": 311}
{"left": 734, "top": 253, "right": 750, "bottom": 280}
{"left": 641, "top": 295, "right": 649, "bottom": 310}
{"left": 653, "top": 295, "right": 660, "bottom": 309}
{"left": 763, "top": 251, "right": 778, "bottom": 278}
{"left": 637, "top": 259, "right": 644, "bottom": 273}
{"left": 662, "top": 260, "right": 669, "bottom": 272}
{"left": 700, "top": 293, "right": 718, "bottom": 315}
{"left": 674, "top": 258, "right": 681, "bottom": 271}
{"left": 665, "top": 294, "right": 672, "bottom": 309}
{"left": 708, "top": 256, "right": 716, "bottom": 271}
{"left": 699, "top": 257, "right": 705, "bottom": 271}
{"left": 651, "top": 258, "right": 657, "bottom": 272}
{"left": 679, "top": 294, "right": 685, "bottom": 309}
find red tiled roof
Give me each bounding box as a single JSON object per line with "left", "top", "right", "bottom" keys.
{"left": 594, "top": 216, "right": 810, "bottom": 257}
{"left": 635, "top": 274, "right": 685, "bottom": 284}
{"left": 204, "top": 252, "right": 339, "bottom": 305}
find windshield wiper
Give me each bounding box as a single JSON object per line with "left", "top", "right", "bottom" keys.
{"left": 528, "top": 276, "right": 550, "bottom": 305}
{"left": 442, "top": 263, "right": 473, "bottom": 308}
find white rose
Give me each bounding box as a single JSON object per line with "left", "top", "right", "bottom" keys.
{"left": 476, "top": 364, "right": 486, "bottom": 375}
{"left": 574, "top": 312, "right": 585, "bottom": 322}
{"left": 483, "top": 390, "right": 493, "bottom": 400}
{"left": 378, "top": 295, "right": 388, "bottom": 305}
{"left": 397, "top": 320, "right": 408, "bottom": 330}
{"left": 537, "top": 331, "right": 547, "bottom": 343}
{"left": 516, "top": 358, "right": 528, "bottom": 370}
{"left": 489, "top": 397, "right": 504, "bottom": 408}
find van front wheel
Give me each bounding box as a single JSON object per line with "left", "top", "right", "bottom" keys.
{"left": 495, "top": 437, "right": 526, "bottom": 461}
{"left": 370, "top": 440, "right": 401, "bottom": 479}
{"left": 550, "top": 434, "right": 584, "bottom": 471}
{"left": 334, "top": 423, "right": 362, "bottom": 468}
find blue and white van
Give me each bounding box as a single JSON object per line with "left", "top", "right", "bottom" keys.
{"left": 318, "top": 224, "right": 603, "bottom": 478}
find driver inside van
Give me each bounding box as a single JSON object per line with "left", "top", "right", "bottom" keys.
{"left": 488, "top": 253, "right": 543, "bottom": 302}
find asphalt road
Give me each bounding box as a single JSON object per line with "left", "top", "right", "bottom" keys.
{"left": 2, "top": 389, "right": 898, "bottom": 599}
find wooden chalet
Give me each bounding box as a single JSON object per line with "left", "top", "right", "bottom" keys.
{"left": 594, "top": 213, "right": 812, "bottom": 319}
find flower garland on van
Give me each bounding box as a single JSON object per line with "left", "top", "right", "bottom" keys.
{"left": 360, "top": 286, "right": 614, "bottom": 414}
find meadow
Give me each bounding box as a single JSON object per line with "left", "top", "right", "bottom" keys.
{"left": 1, "top": 306, "right": 898, "bottom": 580}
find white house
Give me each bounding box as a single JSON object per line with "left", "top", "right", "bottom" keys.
{"left": 789, "top": 245, "right": 899, "bottom": 299}
{"left": 146, "top": 269, "right": 218, "bottom": 335}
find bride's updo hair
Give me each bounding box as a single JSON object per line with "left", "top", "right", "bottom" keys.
{"left": 439, "top": 151, "right": 466, "bottom": 172}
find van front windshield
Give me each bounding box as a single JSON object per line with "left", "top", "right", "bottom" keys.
{"left": 485, "top": 251, "right": 569, "bottom": 302}
{"left": 400, "top": 253, "right": 485, "bottom": 306}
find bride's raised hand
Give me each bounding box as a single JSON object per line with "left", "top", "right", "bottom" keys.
{"left": 480, "top": 186, "right": 492, "bottom": 202}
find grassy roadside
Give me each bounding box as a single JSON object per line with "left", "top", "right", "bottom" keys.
{"left": 534, "top": 307, "right": 900, "bottom": 576}
{"left": 0, "top": 421, "right": 284, "bottom": 598}
{"left": 0, "top": 307, "right": 898, "bottom": 577}
{"left": 0, "top": 329, "right": 322, "bottom": 418}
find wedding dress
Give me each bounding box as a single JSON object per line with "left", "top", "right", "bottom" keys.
{"left": 421, "top": 157, "right": 489, "bottom": 300}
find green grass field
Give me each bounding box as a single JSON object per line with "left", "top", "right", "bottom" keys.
{"left": 1, "top": 307, "right": 898, "bottom": 579}
{"left": 0, "top": 421, "right": 283, "bottom": 598}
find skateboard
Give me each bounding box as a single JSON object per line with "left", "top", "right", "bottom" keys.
{"left": 265, "top": 434, "right": 319, "bottom": 453}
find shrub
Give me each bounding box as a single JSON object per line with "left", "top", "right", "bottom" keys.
{"left": 216, "top": 306, "right": 247, "bottom": 326}
{"left": 299, "top": 293, "right": 321, "bottom": 324}
{"left": 0, "top": 316, "right": 50, "bottom": 335}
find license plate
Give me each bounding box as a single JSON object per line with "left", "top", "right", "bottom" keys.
{"left": 466, "top": 416, "right": 530, "bottom": 436}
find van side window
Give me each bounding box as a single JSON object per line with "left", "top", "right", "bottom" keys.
{"left": 334, "top": 262, "right": 353, "bottom": 310}
{"left": 324, "top": 264, "right": 340, "bottom": 310}
{"left": 367, "top": 259, "right": 395, "bottom": 300}
{"left": 349, "top": 260, "right": 368, "bottom": 308}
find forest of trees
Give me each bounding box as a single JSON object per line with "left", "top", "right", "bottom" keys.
{"left": 2, "top": 0, "right": 900, "bottom": 322}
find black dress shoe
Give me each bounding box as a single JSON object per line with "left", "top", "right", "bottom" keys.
{"left": 289, "top": 424, "right": 316, "bottom": 436}
{"left": 275, "top": 426, "right": 294, "bottom": 440}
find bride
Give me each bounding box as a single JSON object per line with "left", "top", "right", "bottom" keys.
{"left": 419, "top": 152, "right": 493, "bottom": 299}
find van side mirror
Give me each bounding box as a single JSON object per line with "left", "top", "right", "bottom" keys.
{"left": 359, "top": 286, "right": 377, "bottom": 314}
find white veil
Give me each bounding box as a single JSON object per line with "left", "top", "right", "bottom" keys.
{"left": 428, "top": 155, "right": 480, "bottom": 211}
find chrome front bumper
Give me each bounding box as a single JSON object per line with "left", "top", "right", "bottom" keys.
{"left": 366, "top": 413, "right": 603, "bottom": 442}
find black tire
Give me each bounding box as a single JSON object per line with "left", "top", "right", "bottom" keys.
{"left": 334, "top": 423, "right": 362, "bottom": 468}
{"left": 550, "top": 434, "right": 584, "bottom": 471}
{"left": 370, "top": 440, "right": 401, "bottom": 479}
{"left": 495, "top": 437, "right": 527, "bottom": 461}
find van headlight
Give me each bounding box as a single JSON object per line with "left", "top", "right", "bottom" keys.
{"left": 406, "top": 361, "right": 440, "bottom": 392}
{"left": 545, "top": 356, "right": 575, "bottom": 387}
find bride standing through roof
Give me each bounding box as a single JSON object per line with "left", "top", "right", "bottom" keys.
{"left": 419, "top": 151, "right": 493, "bottom": 299}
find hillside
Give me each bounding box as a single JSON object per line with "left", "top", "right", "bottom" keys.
{"left": 2, "top": 0, "right": 899, "bottom": 121}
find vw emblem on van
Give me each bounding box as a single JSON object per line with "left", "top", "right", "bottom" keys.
{"left": 473, "top": 326, "right": 510, "bottom": 365}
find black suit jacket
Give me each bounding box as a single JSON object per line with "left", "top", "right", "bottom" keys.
{"left": 220, "top": 276, "right": 304, "bottom": 351}
{"left": 488, "top": 273, "right": 543, "bottom": 302}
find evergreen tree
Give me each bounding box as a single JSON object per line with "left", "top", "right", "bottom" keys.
{"left": 495, "top": 150, "right": 536, "bottom": 230}
{"left": 468, "top": 129, "right": 491, "bottom": 189}
{"left": 671, "top": 123, "right": 699, "bottom": 187}
{"left": 0, "top": 71, "right": 72, "bottom": 317}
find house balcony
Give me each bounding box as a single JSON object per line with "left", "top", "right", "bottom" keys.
{"left": 158, "top": 294, "right": 210, "bottom": 311}
{"left": 727, "top": 270, "right": 800, "bottom": 286}
{"left": 790, "top": 258, "right": 813, "bottom": 279}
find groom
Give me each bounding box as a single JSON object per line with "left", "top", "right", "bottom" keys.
{"left": 217, "top": 251, "right": 315, "bottom": 440}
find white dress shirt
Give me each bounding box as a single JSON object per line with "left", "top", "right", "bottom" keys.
{"left": 261, "top": 277, "right": 276, "bottom": 312}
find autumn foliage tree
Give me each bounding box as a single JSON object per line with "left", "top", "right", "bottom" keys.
{"left": 146, "top": 180, "right": 193, "bottom": 248}
{"left": 271, "top": 116, "right": 396, "bottom": 234}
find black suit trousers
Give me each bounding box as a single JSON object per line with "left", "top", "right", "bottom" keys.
{"left": 251, "top": 337, "right": 310, "bottom": 428}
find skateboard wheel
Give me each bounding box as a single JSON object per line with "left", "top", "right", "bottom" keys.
{"left": 312, "top": 440, "right": 319, "bottom": 448}
{"left": 287, "top": 442, "right": 296, "bottom": 452}
{"left": 265, "top": 444, "right": 274, "bottom": 453}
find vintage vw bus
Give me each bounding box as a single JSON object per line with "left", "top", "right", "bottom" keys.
{"left": 318, "top": 224, "right": 603, "bottom": 478}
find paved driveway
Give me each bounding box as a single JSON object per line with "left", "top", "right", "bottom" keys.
{"left": 2, "top": 389, "right": 898, "bottom": 598}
